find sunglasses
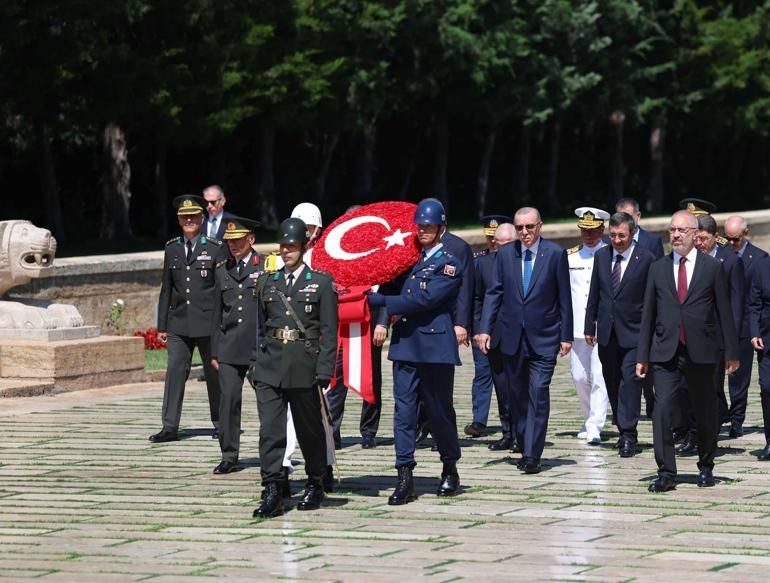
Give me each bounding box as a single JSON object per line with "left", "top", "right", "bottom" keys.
{"left": 514, "top": 223, "right": 540, "bottom": 232}
{"left": 725, "top": 236, "right": 743, "bottom": 243}
{"left": 205, "top": 199, "right": 223, "bottom": 206}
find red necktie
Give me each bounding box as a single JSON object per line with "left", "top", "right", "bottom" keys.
{"left": 677, "top": 257, "right": 687, "bottom": 344}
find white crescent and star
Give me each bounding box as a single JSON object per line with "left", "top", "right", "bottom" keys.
{"left": 324, "top": 216, "right": 413, "bottom": 261}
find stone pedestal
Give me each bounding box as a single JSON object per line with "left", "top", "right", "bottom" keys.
{"left": 0, "top": 335, "right": 145, "bottom": 397}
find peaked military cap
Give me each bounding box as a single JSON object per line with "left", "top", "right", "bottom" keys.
{"left": 480, "top": 214, "right": 513, "bottom": 237}
{"left": 173, "top": 194, "right": 206, "bottom": 216}
{"left": 223, "top": 216, "right": 262, "bottom": 240}
{"left": 575, "top": 206, "right": 610, "bottom": 229}
{"left": 679, "top": 198, "right": 717, "bottom": 216}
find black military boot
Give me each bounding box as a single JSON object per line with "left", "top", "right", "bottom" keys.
{"left": 297, "top": 479, "right": 325, "bottom": 511}
{"left": 437, "top": 462, "right": 460, "bottom": 497}
{"left": 323, "top": 465, "right": 335, "bottom": 493}
{"left": 252, "top": 482, "right": 284, "bottom": 519}
{"left": 280, "top": 467, "right": 292, "bottom": 498}
{"left": 388, "top": 467, "right": 417, "bottom": 506}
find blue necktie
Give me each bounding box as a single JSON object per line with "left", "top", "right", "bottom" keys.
{"left": 523, "top": 249, "right": 533, "bottom": 294}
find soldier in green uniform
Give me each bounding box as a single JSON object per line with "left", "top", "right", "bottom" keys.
{"left": 210, "top": 217, "right": 263, "bottom": 474}
{"left": 149, "top": 195, "right": 230, "bottom": 443}
{"left": 251, "top": 218, "right": 338, "bottom": 518}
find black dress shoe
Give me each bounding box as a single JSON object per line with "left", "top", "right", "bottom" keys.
{"left": 757, "top": 444, "right": 770, "bottom": 461}
{"left": 698, "top": 468, "right": 716, "bottom": 487}
{"left": 361, "top": 435, "right": 376, "bottom": 449}
{"left": 436, "top": 462, "right": 460, "bottom": 497}
{"left": 388, "top": 467, "right": 417, "bottom": 505}
{"left": 253, "top": 482, "right": 284, "bottom": 518}
{"left": 416, "top": 423, "right": 431, "bottom": 444}
{"left": 522, "top": 459, "right": 542, "bottom": 474}
{"left": 464, "top": 422, "right": 486, "bottom": 438}
{"left": 148, "top": 430, "right": 178, "bottom": 443}
{"left": 729, "top": 423, "right": 744, "bottom": 438}
{"left": 430, "top": 442, "right": 439, "bottom": 452}
{"left": 213, "top": 460, "right": 242, "bottom": 474}
{"left": 672, "top": 429, "right": 687, "bottom": 445}
{"left": 515, "top": 457, "right": 529, "bottom": 470}
{"left": 619, "top": 442, "right": 636, "bottom": 458}
{"left": 297, "top": 481, "right": 325, "bottom": 511}
{"left": 675, "top": 438, "right": 698, "bottom": 456}
{"left": 212, "top": 428, "right": 219, "bottom": 440}
{"left": 648, "top": 476, "right": 676, "bottom": 493}
{"left": 488, "top": 437, "right": 512, "bottom": 451}
{"left": 614, "top": 437, "right": 623, "bottom": 449}
{"left": 323, "top": 465, "right": 334, "bottom": 493}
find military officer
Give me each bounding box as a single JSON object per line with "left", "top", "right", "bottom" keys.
{"left": 150, "top": 195, "right": 229, "bottom": 443}
{"left": 567, "top": 207, "right": 610, "bottom": 445}
{"left": 465, "top": 214, "right": 512, "bottom": 439}
{"left": 368, "top": 198, "right": 463, "bottom": 505}
{"left": 210, "top": 217, "right": 263, "bottom": 474}
{"left": 251, "top": 218, "right": 338, "bottom": 519}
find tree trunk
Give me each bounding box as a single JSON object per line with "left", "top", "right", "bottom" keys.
{"left": 476, "top": 128, "right": 497, "bottom": 218}
{"left": 35, "top": 120, "right": 65, "bottom": 243}
{"left": 432, "top": 113, "right": 449, "bottom": 208}
{"left": 513, "top": 124, "right": 531, "bottom": 201}
{"left": 354, "top": 121, "right": 377, "bottom": 202}
{"left": 545, "top": 118, "right": 561, "bottom": 210}
{"left": 316, "top": 130, "right": 340, "bottom": 207}
{"left": 99, "top": 122, "right": 133, "bottom": 240}
{"left": 399, "top": 128, "right": 422, "bottom": 200}
{"left": 154, "top": 139, "right": 168, "bottom": 240}
{"left": 609, "top": 111, "right": 625, "bottom": 203}
{"left": 256, "top": 126, "right": 279, "bottom": 230}
{"left": 646, "top": 119, "right": 665, "bottom": 213}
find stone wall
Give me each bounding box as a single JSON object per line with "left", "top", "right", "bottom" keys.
{"left": 11, "top": 209, "right": 770, "bottom": 332}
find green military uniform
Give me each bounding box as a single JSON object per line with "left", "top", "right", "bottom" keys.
{"left": 156, "top": 196, "right": 230, "bottom": 437}
{"left": 210, "top": 218, "right": 263, "bottom": 469}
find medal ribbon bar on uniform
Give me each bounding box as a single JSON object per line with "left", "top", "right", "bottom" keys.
{"left": 332, "top": 285, "right": 376, "bottom": 404}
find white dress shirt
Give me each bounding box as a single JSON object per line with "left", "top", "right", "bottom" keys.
{"left": 521, "top": 237, "right": 541, "bottom": 277}
{"left": 673, "top": 246, "right": 698, "bottom": 288}
{"left": 612, "top": 242, "right": 635, "bottom": 282}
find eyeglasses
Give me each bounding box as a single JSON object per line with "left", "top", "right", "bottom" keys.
{"left": 668, "top": 227, "right": 693, "bottom": 234}
{"left": 725, "top": 236, "right": 743, "bottom": 243}
{"left": 205, "top": 198, "right": 223, "bottom": 206}
{"left": 514, "top": 223, "right": 541, "bottom": 232}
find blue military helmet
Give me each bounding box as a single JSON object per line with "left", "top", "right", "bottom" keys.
{"left": 414, "top": 198, "right": 447, "bottom": 225}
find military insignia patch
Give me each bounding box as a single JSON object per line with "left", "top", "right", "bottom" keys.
{"left": 305, "top": 304, "right": 312, "bottom": 313}
{"left": 200, "top": 270, "right": 208, "bottom": 277}
{"left": 443, "top": 264, "right": 456, "bottom": 277}
{"left": 419, "top": 281, "right": 427, "bottom": 290}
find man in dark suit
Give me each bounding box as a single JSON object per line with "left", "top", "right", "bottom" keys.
{"left": 585, "top": 212, "right": 655, "bottom": 457}
{"left": 636, "top": 211, "right": 739, "bottom": 492}
{"left": 210, "top": 217, "right": 263, "bottom": 475}
{"left": 477, "top": 207, "right": 573, "bottom": 474}
{"left": 203, "top": 185, "right": 237, "bottom": 240}
{"left": 725, "top": 215, "right": 769, "bottom": 437}
{"left": 149, "top": 195, "right": 230, "bottom": 443}
{"left": 614, "top": 197, "right": 665, "bottom": 259}
{"left": 748, "top": 257, "right": 770, "bottom": 460}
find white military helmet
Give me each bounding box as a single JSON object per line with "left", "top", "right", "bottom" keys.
{"left": 291, "top": 202, "right": 323, "bottom": 227}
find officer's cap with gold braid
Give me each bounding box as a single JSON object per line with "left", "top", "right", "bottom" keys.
{"left": 679, "top": 198, "right": 717, "bottom": 216}
{"left": 173, "top": 195, "right": 206, "bottom": 216}
{"left": 480, "top": 214, "right": 513, "bottom": 237}
{"left": 575, "top": 206, "right": 610, "bottom": 229}
{"left": 223, "top": 216, "right": 262, "bottom": 240}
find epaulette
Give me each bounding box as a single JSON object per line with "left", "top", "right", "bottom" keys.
{"left": 310, "top": 268, "right": 332, "bottom": 277}
{"left": 208, "top": 238, "right": 223, "bottom": 246}
{"left": 716, "top": 235, "right": 729, "bottom": 247}
{"left": 263, "top": 252, "right": 280, "bottom": 273}
{"left": 567, "top": 244, "right": 582, "bottom": 255}
{"left": 474, "top": 249, "right": 490, "bottom": 258}
{"left": 166, "top": 237, "right": 181, "bottom": 246}
{"left": 215, "top": 259, "right": 228, "bottom": 268}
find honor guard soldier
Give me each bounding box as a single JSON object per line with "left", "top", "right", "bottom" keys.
{"left": 465, "top": 214, "right": 512, "bottom": 439}
{"left": 210, "top": 217, "right": 263, "bottom": 474}
{"left": 368, "top": 199, "right": 464, "bottom": 505}
{"left": 251, "top": 218, "right": 338, "bottom": 518}
{"left": 150, "top": 195, "right": 229, "bottom": 443}
{"left": 567, "top": 207, "right": 610, "bottom": 445}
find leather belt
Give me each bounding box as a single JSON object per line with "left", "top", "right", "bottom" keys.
{"left": 266, "top": 327, "right": 319, "bottom": 342}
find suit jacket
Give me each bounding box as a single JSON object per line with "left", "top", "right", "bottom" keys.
{"left": 381, "top": 249, "right": 462, "bottom": 366}
{"left": 211, "top": 253, "right": 264, "bottom": 365}
{"left": 157, "top": 235, "right": 229, "bottom": 337}
{"left": 602, "top": 226, "right": 664, "bottom": 260}
{"left": 472, "top": 250, "right": 503, "bottom": 346}
{"left": 584, "top": 243, "right": 655, "bottom": 349}
{"left": 253, "top": 267, "right": 338, "bottom": 388}
{"left": 637, "top": 251, "right": 739, "bottom": 364}
{"left": 206, "top": 210, "right": 237, "bottom": 240}
{"left": 714, "top": 245, "right": 745, "bottom": 339}
{"left": 738, "top": 241, "right": 769, "bottom": 337}
{"left": 479, "top": 238, "right": 573, "bottom": 357}
{"left": 441, "top": 231, "right": 474, "bottom": 330}
{"left": 749, "top": 256, "right": 770, "bottom": 347}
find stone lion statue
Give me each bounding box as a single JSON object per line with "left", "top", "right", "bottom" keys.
{"left": 0, "top": 220, "right": 83, "bottom": 329}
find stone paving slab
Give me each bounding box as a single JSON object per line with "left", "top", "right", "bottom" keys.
{"left": 2, "top": 346, "right": 770, "bottom": 581}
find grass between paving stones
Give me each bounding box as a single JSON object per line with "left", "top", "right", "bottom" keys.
{"left": 145, "top": 348, "right": 202, "bottom": 371}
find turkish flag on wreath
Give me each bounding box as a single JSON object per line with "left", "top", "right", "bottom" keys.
{"left": 313, "top": 202, "right": 421, "bottom": 403}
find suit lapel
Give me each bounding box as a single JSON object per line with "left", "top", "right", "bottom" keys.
{"left": 614, "top": 246, "right": 638, "bottom": 297}
{"left": 664, "top": 254, "right": 678, "bottom": 299}
{"left": 512, "top": 242, "right": 525, "bottom": 299}
{"left": 683, "top": 252, "right": 704, "bottom": 303}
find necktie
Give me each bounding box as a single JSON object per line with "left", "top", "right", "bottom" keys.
{"left": 286, "top": 272, "right": 295, "bottom": 294}
{"left": 611, "top": 254, "right": 623, "bottom": 293}
{"left": 677, "top": 256, "right": 688, "bottom": 344}
{"left": 522, "top": 249, "right": 533, "bottom": 295}
{"left": 185, "top": 240, "right": 193, "bottom": 263}
{"left": 238, "top": 260, "right": 245, "bottom": 277}
{"left": 208, "top": 218, "right": 217, "bottom": 239}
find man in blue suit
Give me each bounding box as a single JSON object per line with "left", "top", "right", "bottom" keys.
{"left": 585, "top": 212, "right": 655, "bottom": 457}
{"left": 368, "top": 199, "right": 463, "bottom": 504}
{"left": 477, "top": 207, "right": 573, "bottom": 474}
{"left": 725, "top": 215, "right": 768, "bottom": 437}
{"left": 203, "top": 185, "right": 237, "bottom": 240}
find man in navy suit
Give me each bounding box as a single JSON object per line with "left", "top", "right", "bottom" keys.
{"left": 748, "top": 256, "right": 770, "bottom": 460}
{"left": 203, "top": 185, "right": 237, "bottom": 240}
{"left": 368, "top": 199, "right": 463, "bottom": 504}
{"left": 477, "top": 207, "right": 573, "bottom": 474}
{"left": 725, "top": 215, "right": 768, "bottom": 437}
{"left": 585, "top": 212, "right": 655, "bottom": 457}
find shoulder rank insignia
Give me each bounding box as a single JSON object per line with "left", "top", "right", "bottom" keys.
{"left": 716, "top": 235, "right": 729, "bottom": 247}
{"left": 474, "top": 249, "right": 490, "bottom": 258}
{"left": 216, "top": 259, "right": 228, "bottom": 268}
{"left": 166, "top": 236, "right": 181, "bottom": 246}
{"left": 567, "top": 244, "right": 582, "bottom": 255}
{"left": 443, "top": 264, "right": 456, "bottom": 277}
